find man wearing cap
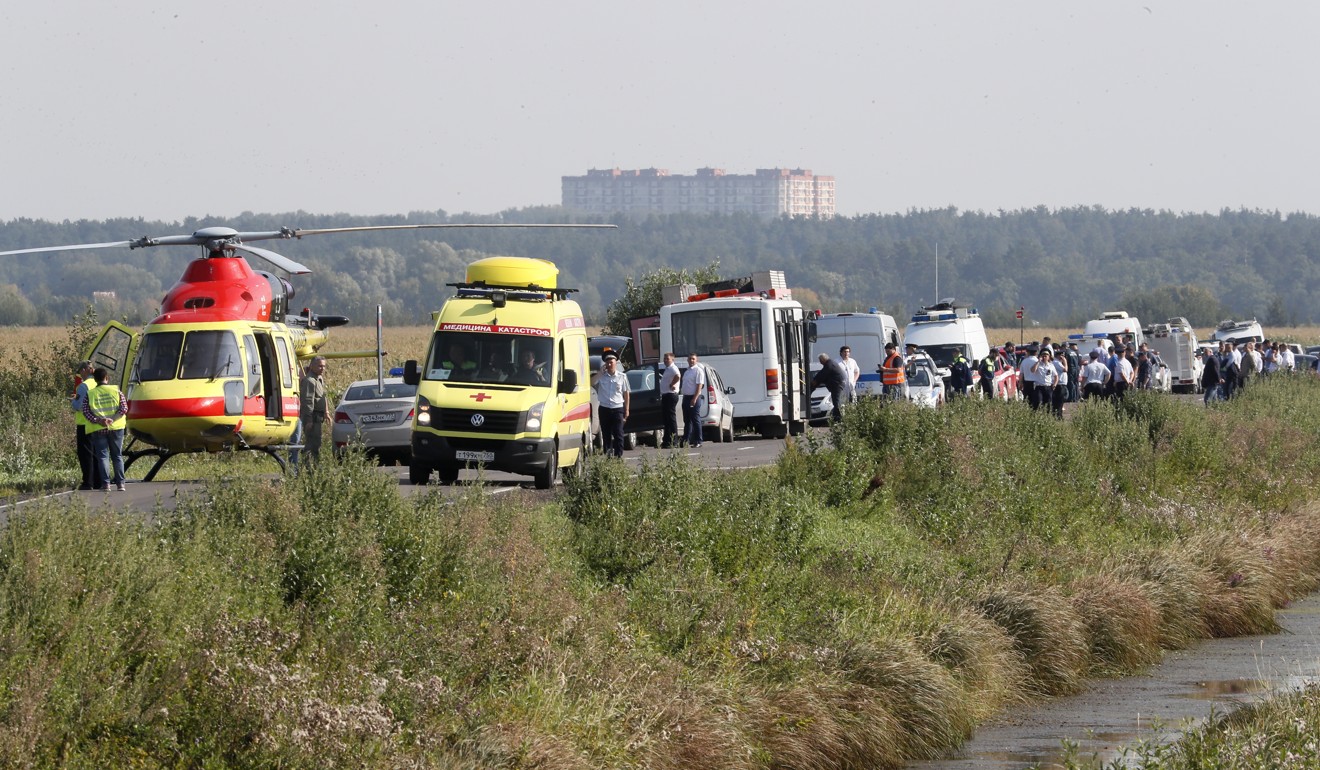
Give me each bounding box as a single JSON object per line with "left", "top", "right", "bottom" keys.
{"left": 70, "top": 359, "right": 96, "bottom": 490}
{"left": 1079, "top": 350, "right": 1111, "bottom": 400}
{"left": 594, "top": 352, "right": 630, "bottom": 458}
{"left": 879, "top": 342, "right": 907, "bottom": 400}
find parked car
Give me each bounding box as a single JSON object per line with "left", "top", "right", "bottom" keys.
{"left": 905, "top": 351, "right": 945, "bottom": 408}
{"left": 604, "top": 362, "right": 735, "bottom": 446}
{"left": 331, "top": 377, "right": 418, "bottom": 464}
{"left": 695, "top": 364, "right": 737, "bottom": 443}
{"left": 622, "top": 364, "right": 664, "bottom": 447}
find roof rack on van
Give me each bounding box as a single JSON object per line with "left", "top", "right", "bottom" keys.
{"left": 911, "top": 299, "right": 978, "bottom": 323}
{"left": 448, "top": 282, "right": 577, "bottom": 302}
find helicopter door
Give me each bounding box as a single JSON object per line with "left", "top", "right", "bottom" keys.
{"left": 245, "top": 332, "right": 283, "bottom": 421}
{"left": 87, "top": 321, "right": 139, "bottom": 392}
{"left": 256, "top": 332, "right": 282, "bottom": 420}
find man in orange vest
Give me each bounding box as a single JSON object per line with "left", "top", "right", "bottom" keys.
{"left": 879, "top": 342, "right": 907, "bottom": 400}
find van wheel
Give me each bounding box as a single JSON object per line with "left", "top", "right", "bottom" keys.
{"left": 534, "top": 447, "right": 559, "bottom": 489}
{"left": 562, "top": 441, "right": 588, "bottom": 480}
{"left": 436, "top": 463, "right": 460, "bottom": 485}
{"left": 623, "top": 432, "right": 637, "bottom": 450}
{"left": 409, "top": 462, "right": 431, "bottom": 485}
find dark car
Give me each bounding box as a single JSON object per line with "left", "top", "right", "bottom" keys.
{"left": 623, "top": 364, "right": 665, "bottom": 447}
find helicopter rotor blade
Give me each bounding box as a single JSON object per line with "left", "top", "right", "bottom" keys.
{"left": 243, "top": 223, "right": 618, "bottom": 240}
{"left": 0, "top": 240, "right": 136, "bottom": 256}
{"left": 231, "top": 244, "right": 312, "bottom": 275}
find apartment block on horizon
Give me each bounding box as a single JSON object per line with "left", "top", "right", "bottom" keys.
{"left": 561, "top": 167, "right": 835, "bottom": 219}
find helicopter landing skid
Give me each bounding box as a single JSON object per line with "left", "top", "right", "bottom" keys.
{"left": 124, "top": 445, "right": 290, "bottom": 481}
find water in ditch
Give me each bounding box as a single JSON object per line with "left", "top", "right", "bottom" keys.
{"left": 908, "top": 593, "right": 1320, "bottom": 769}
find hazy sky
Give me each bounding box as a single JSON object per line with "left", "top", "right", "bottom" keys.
{"left": 2, "top": 1, "right": 1317, "bottom": 223}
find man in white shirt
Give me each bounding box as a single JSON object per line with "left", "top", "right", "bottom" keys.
{"left": 593, "top": 353, "right": 630, "bottom": 458}
{"left": 1079, "top": 350, "right": 1111, "bottom": 400}
{"left": 680, "top": 353, "right": 706, "bottom": 448}
{"left": 658, "top": 352, "right": 682, "bottom": 448}
{"left": 1113, "top": 346, "right": 1135, "bottom": 397}
{"left": 1019, "top": 347, "right": 1040, "bottom": 409}
{"left": 838, "top": 345, "right": 860, "bottom": 403}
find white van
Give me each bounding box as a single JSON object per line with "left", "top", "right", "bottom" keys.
{"left": 902, "top": 299, "right": 991, "bottom": 395}
{"left": 808, "top": 310, "right": 902, "bottom": 399}
{"left": 1082, "top": 311, "right": 1144, "bottom": 350}
{"left": 1210, "top": 318, "right": 1264, "bottom": 345}
{"left": 1145, "top": 317, "right": 1202, "bottom": 393}
{"left": 659, "top": 271, "right": 810, "bottom": 439}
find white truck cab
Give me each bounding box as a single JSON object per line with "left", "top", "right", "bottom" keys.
{"left": 1145, "top": 317, "right": 1203, "bottom": 393}
{"left": 1082, "top": 311, "right": 1144, "bottom": 350}
{"left": 902, "top": 299, "right": 990, "bottom": 395}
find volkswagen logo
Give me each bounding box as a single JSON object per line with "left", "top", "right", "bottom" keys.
{"left": 470, "top": 413, "right": 485, "bottom": 427}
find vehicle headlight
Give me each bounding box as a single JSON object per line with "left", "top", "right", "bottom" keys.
{"left": 526, "top": 402, "right": 545, "bottom": 431}
{"left": 415, "top": 395, "right": 432, "bottom": 426}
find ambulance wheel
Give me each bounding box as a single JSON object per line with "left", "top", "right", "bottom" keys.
{"left": 409, "top": 462, "right": 432, "bottom": 485}
{"left": 534, "top": 447, "right": 559, "bottom": 490}
{"left": 436, "top": 463, "right": 460, "bottom": 485}
{"left": 563, "top": 440, "right": 587, "bottom": 481}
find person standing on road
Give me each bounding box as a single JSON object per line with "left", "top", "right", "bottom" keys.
{"left": 1079, "top": 350, "right": 1111, "bottom": 400}
{"left": 593, "top": 352, "right": 630, "bottom": 458}
{"left": 1200, "top": 349, "right": 1223, "bottom": 404}
{"left": 1065, "top": 342, "right": 1081, "bottom": 402}
{"left": 812, "top": 353, "right": 849, "bottom": 421}
{"left": 681, "top": 353, "right": 706, "bottom": 448}
{"left": 1020, "top": 345, "right": 1041, "bottom": 408}
{"left": 299, "top": 356, "right": 330, "bottom": 465}
{"left": 1113, "top": 346, "right": 1135, "bottom": 398}
{"left": 658, "top": 352, "right": 682, "bottom": 449}
{"left": 948, "top": 350, "right": 973, "bottom": 399}
{"left": 879, "top": 342, "right": 907, "bottom": 400}
{"left": 838, "top": 345, "right": 860, "bottom": 403}
{"left": 71, "top": 359, "right": 95, "bottom": 490}
{"left": 83, "top": 367, "right": 128, "bottom": 491}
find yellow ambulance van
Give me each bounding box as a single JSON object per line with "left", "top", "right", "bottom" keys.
{"left": 402, "top": 256, "right": 591, "bottom": 488}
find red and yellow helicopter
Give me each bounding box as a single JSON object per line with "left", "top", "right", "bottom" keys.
{"left": 0, "top": 223, "right": 612, "bottom": 479}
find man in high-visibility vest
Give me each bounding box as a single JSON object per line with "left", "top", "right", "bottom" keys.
{"left": 82, "top": 367, "right": 128, "bottom": 491}
{"left": 70, "top": 359, "right": 95, "bottom": 489}
{"left": 878, "top": 342, "right": 907, "bottom": 400}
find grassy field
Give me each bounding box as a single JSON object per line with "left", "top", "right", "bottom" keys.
{"left": 6, "top": 317, "right": 1320, "bottom": 766}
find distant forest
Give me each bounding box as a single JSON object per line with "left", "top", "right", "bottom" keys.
{"left": 1, "top": 205, "right": 1316, "bottom": 329}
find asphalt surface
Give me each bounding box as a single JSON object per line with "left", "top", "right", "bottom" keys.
{"left": 0, "top": 431, "right": 791, "bottom": 523}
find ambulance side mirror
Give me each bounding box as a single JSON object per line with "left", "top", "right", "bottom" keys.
{"left": 403, "top": 360, "right": 420, "bottom": 386}
{"left": 558, "top": 369, "right": 578, "bottom": 394}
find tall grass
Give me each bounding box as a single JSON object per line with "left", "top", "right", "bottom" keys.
{"left": 5, "top": 373, "right": 1320, "bottom": 766}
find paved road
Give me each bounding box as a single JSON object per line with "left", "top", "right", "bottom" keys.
{"left": 0, "top": 432, "right": 792, "bottom": 521}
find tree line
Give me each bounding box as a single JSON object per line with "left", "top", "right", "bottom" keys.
{"left": 1, "top": 205, "right": 1316, "bottom": 328}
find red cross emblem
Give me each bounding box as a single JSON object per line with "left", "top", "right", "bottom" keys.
{"left": 470, "top": 392, "right": 492, "bottom": 402}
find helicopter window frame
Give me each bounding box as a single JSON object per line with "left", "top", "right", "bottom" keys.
{"left": 242, "top": 333, "right": 262, "bottom": 396}
{"left": 134, "top": 331, "right": 185, "bottom": 383}
{"left": 275, "top": 337, "right": 294, "bottom": 390}
{"left": 179, "top": 330, "right": 243, "bottom": 381}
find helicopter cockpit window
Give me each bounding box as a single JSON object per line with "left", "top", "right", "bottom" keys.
{"left": 135, "top": 331, "right": 185, "bottom": 382}
{"left": 179, "top": 330, "right": 242, "bottom": 380}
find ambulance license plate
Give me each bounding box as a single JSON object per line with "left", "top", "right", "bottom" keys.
{"left": 455, "top": 450, "right": 495, "bottom": 462}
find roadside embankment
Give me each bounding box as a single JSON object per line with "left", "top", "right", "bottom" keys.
{"left": 3, "top": 376, "right": 1320, "bottom": 767}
